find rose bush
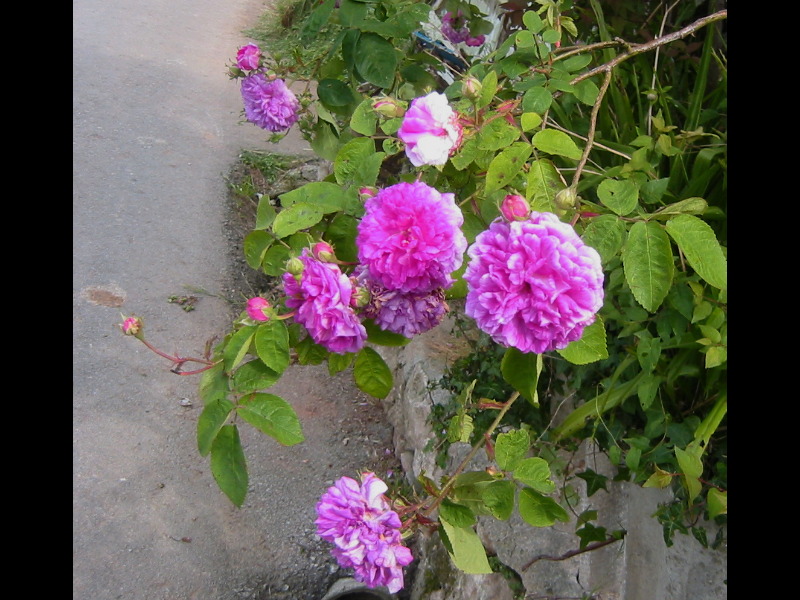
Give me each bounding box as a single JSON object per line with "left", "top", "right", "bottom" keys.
{"left": 122, "top": 0, "right": 727, "bottom": 593}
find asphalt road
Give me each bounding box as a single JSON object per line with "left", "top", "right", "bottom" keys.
{"left": 73, "top": 1, "right": 401, "bottom": 598}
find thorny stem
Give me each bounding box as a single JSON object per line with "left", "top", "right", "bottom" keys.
{"left": 138, "top": 338, "right": 220, "bottom": 375}
{"left": 420, "top": 391, "right": 520, "bottom": 518}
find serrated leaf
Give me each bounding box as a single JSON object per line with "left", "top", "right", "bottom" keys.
{"left": 210, "top": 425, "right": 248, "bottom": 507}
{"left": 485, "top": 142, "right": 533, "bottom": 193}
{"left": 231, "top": 359, "right": 280, "bottom": 394}
{"left": 532, "top": 129, "right": 582, "bottom": 160}
{"left": 622, "top": 221, "right": 674, "bottom": 313}
{"left": 197, "top": 398, "right": 236, "bottom": 456}
{"left": 437, "top": 518, "right": 492, "bottom": 574}
{"left": 272, "top": 203, "right": 324, "bottom": 239}
{"left": 255, "top": 197, "right": 277, "bottom": 230}
{"left": 573, "top": 78, "right": 600, "bottom": 105}
{"left": 521, "top": 112, "right": 542, "bottom": 131}
{"left": 447, "top": 413, "right": 474, "bottom": 443}
{"left": 501, "top": 348, "right": 541, "bottom": 404}
{"left": 327, "top": 352, "right": 355, "bottom": 375}
{"left": 518, "top": 487, "right": 569, "bottom": 527}
{"left": 199, "top": 362, "right": 229, "bottom": 406}
{"left": 354, "top": 346, "right": 393, "bottom": 399}
{"left": 439, "top": 499, "right": 475, "bottom": 527}
{"left": 523, "top": 10, "right": 544, "bottom": 33}
{"left": 243, "top": 230, "right": 272, "bottom": 270}
{"left": 512, "top": 457, "right": 555, "bottom": 493}
{"left": 350, "top": 97, "right": 378, "bottom": 136}
{"left": 254, "top": 320, "right": 290, "bottom": 376}
{"left": 494, "top": 429, "right": 530, "bottom": 471}
{"left": 223, "top": 326, "right": 256, "bottom": 373}
{"left": 262, "top": 245, "right": 292, "bottom": 276}
{"left": 522, "top": 87, "right": 553, "bottom": 114}
{"left": 355, "top": 32, "right": 397, "bottom": 88}
{"left": 295, "top": 335, "right": 329, "bottom": 365}
{"left": 526, "top": 158, "right": 564, "bottom": 208}
{"left": 478, "top": 70, "right": 498, "bottom": 109}
{"left": 650, "top": 197, "right": 707, "bottom": 219}
{"left": 481, "top": 480, "right": 516, "bottom": 520}
{"left": 579, "top": 215, "right": 626, "bottom": 264}
{"left": 707, "top": 488, "right": 727, "bottom": 518}
{"left": 335, "top": 137, "right": 377, "bottom": 185}
{"left": 237, "top": 393, "right": 304, "bottom": 446}
{"left": 557, "top": 317, "right": 608, "bottom": 364}
{"left": 317, "top": 78, "right": 355, "bottom": 107}
{"left": 279, "top": 181, "right": 349, "bottom": 213}
{"left": 361, "top": 318, "right": 412, "bottom": 346}
{"left": 597, "top": 179, "right": 639, "bottom": 216}
{"left": 477, "top": 119, "right": 521, "bottom": 151}
{"left": 665, "top": 215, "right": 727, "bottom": 290}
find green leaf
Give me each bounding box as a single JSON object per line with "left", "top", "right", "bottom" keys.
{"left": 317, "top": 78, "right": 356, "bottom": 107}
{"left": 478, "top": 70, "right": 498, "bottom": 109}
{"left": 199, "top": 362, "right": 229, "bottom": 406}
{"left": 579, "top": 215, "right": 626, "bottom": 264}
{"left": 477, "top": 119, "right": 521, "bottom": 151}
{"left": 439, "top": 499, "right": 475, "bottom": 527}
{"left": 557, "top": 317, "right": 608, "bottom": 364}
{"left": 707, "top": 488, "right": 727, "bottom": 519}
{"left": 262, "top": 245, "right": 292, "bottom": 277}
{"left": 485, "top": 142, "right": 533, "bottom": 194}
{"left": 295, "top": 336, "right": 329, "bottom": 365}
{"left": 526, "top": 158, "right": 564, "bottom": 209}
{"left": 597, "top": 179, "right": 639, "bottom": 216}
{"left": 279, "top": 181, "right": 350, "bottom": 213}
{"left": 231, "top": 359, "right": 280, "bottom": 394}
{"left": 335, "top": 137, "right": 377, "bottom": 185}
{"left": 521, "top": 112, "right": 542, "bottom": 132}
{"left": 675, "top": 445, "right": 703, "bottom": 504}
{"left": 301, "top": 0, "right": 336, "bottom": 40}
{"left": 576, "top": 469, "right": 609, "bottom": 496}
{"left": 518, "top": 487, "right": 569, "bottom": 527}
{"left": 354, "top": 346, "right": 393, "bottom": 399}
{"left": 573, "top": 78, "right": 600, "bottom": 105}
{"left": 254, "top": 320, "right": 290, "bottom": 376}
{"left": 197, "top": 398, "right": 236, "bottom": 456}
{"left": 532, "top": 129, "right": 582, "bottom": 160}
{"left": 495, "top": 429, "right": 530, "bottom": 471}
{"left": 665, "top": 215, "right": 727, "bottom": 290}
{"left": 512, "top": 457, "right": 555, "bottom": 494}
{"left": 643, "top": 466, "right": 673, "bottom": 489}
{"left": 237, "top": 393, "right": 304, "bottom": 446}
{"left": 355, "top": 33, "right": 397, "bottom": 88}
{"left": 327, "top": 352, "right": 355, "bottom": 375}
{"left": 522, "top": 87, "right": 553, "bottom": 114}
{"left": 447, "top": 413, "right": 474, "bottom": 443}
{"left": 255, "top": 197, "right": 277, "bottom": 230}
{"left": 223, "top": 326, "right": 256, "bottom": 373}
{"left": 350, "top": 97, "right": 378, "bottom": 136}
{"left": 363, "top": 319, "right": 412, "bottom": 346}
{"left": 622, "top": 221, "right": 674, "bottom": 313}
{"left": 437, "top": 518, "right": 493, "bottom": 574}
{"left": 243, "top": 230, "right": 272, "bottom": 270}
{"left": 522, "top": 10, "right": 544, "bottom": 33}
{"left": 272, "top": 203, "right": 324, "bottom": 239}
{"left": 481, "top": 480, "right": 516, "bottom": 520}
{"left": 501, "top": 348, "right": 541, "bottom": 404}
{"left": 210, "top": 425, "right": 248, "bottom": 507}
{"left": 650, "top": 197, "right": 708, "bottom": 219}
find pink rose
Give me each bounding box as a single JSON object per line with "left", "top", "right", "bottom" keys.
{"left": 246, "top": 297, "right": 271, "bottom": 321}
{"left": 236, "top": 43, "right": 261, "bottom": 71}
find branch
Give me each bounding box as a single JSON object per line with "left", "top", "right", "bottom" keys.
{"left": 521, "top": 535, "right": 623, "bottom": 571}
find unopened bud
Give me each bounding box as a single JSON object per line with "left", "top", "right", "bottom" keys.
{"left": 372, "top": 97, "right": 406, "bottom": 119}
{"left": 312, "top": 241, "right": 336, "bottom": 263}
{"left": 350, "top": 285, "right": 371, "bottom": 309}
{"left": 462, "top": 76, "right": 482, "bottom": 101}
{"left": 554, "top": 187, "right": 578, "bottom": 210}
{"left": 228, "top": 65, "right": 245, "bottom": 79}
{"left": 359, "top": 186, "right": 378, "bottom": 201}
{"left": 497, "top": 99, "right": 517, "bottom": 114}
{"left": 121, "top": 316, "right": 143, "bottom": 337}
{"left": 286, "top": 256, "right": 305, "bottom": 277}
{"left": 245, "top": 297, "right": 271, "bottom": 322}
{"left": 501, "top": 194, "right": 530, "bottom": 222}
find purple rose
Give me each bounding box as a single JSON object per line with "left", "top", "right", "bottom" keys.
{"left": 464, "top": 212, "right": 605, "bottom": 354}
{"left": 240, "top": 74, "right": 300, "bottom": 133}
{"left": 315, "top": 472, "right": 413, "bottom": 593}
{"left": 282, "top": 249, "right": 367, "bottom": 354}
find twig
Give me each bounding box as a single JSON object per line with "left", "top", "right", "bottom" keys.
{"left": 521, "top": 536, "right": 623, "bottom": 571}
{"left": 571, "top": 68, "right": 612, "bottom": 188}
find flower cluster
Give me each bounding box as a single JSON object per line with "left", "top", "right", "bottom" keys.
{"left": 282, "top": 249, "right": 367, "bottom": 354}
{"left": 315, "top": 472, "right": 413, "bottom": 593}
{"left": 442, "top": 10, "right": 486, "bottom": 47}
{"left": 397, "top": 92, "right": 463, "bottom": 167}
{"left": 463, "top": 212, "right": 605, "bottom": 354}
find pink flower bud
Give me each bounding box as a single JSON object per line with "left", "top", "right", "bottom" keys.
{"left": 501, "top": 194, "right": 530, "bottom": 221}
{"left": 372, "top": 97, "right": 406, "bottom": 119}
{"left": 359, "top": 187, "right": 378, "bottom": 201}
{"left": 121, "top": 316, "right": 143, "bottom": 337}
{"left": 350, "top": 285, "right": 371, "bottom": 309}
{"left": 236, "top": 43, "right": 262, "bottom": 71}
{"left": 246, "top": 297, "right": 271, "bottom": 321}
{"left": 461, "top": 76, "right": 482, "bottom": 101}
{"left": 312, "top": 241, "right": 336, "bottom": 263}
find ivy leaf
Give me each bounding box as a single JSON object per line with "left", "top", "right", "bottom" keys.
{"left": 576, "top": 468, "right": 609, "bottom": 496}
{"left": 354, "top": 346, "right": 393, "bottom": 399}
{"left": 622, "top": 221, "right": 674, "bottom": 313}
{"left": 236, "top": 393, "right": 304, "bottom": 446}
{"left": 254, "top": 320, "right": 290, "bottom": 377}
{"left": 209, "top": 425, "right": 248, "bottom": 507}
{"left": 576, "top": 523, "right": 608, "bottom": 549}
{"left": 707, "top": 488, "right": 727, "bottom": 519}
{"left": 197, "top": 398, "right": 236, "bottom": 456}
{"left": 665, "top": 214, "right": 727, "bottom": 290}
{"left": 643, "top": 466, "right": 673, "bottom": 489}
{"left": 675, "top": 444, "right": 703, "bottom": 504}
{"left": 518, "top": 487, "right": 569, "bottom": 527}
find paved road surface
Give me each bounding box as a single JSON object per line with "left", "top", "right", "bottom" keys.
{"left": 73, "top": 1, "right": 399, "bottom": 598}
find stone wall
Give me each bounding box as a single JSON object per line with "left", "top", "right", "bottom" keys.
{"left": 375, "top": 322, "right": 727, "bottom": 600}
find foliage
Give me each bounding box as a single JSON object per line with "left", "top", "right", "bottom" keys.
{"left": 122, "top": 0, "right": 727, "bottom": 589}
